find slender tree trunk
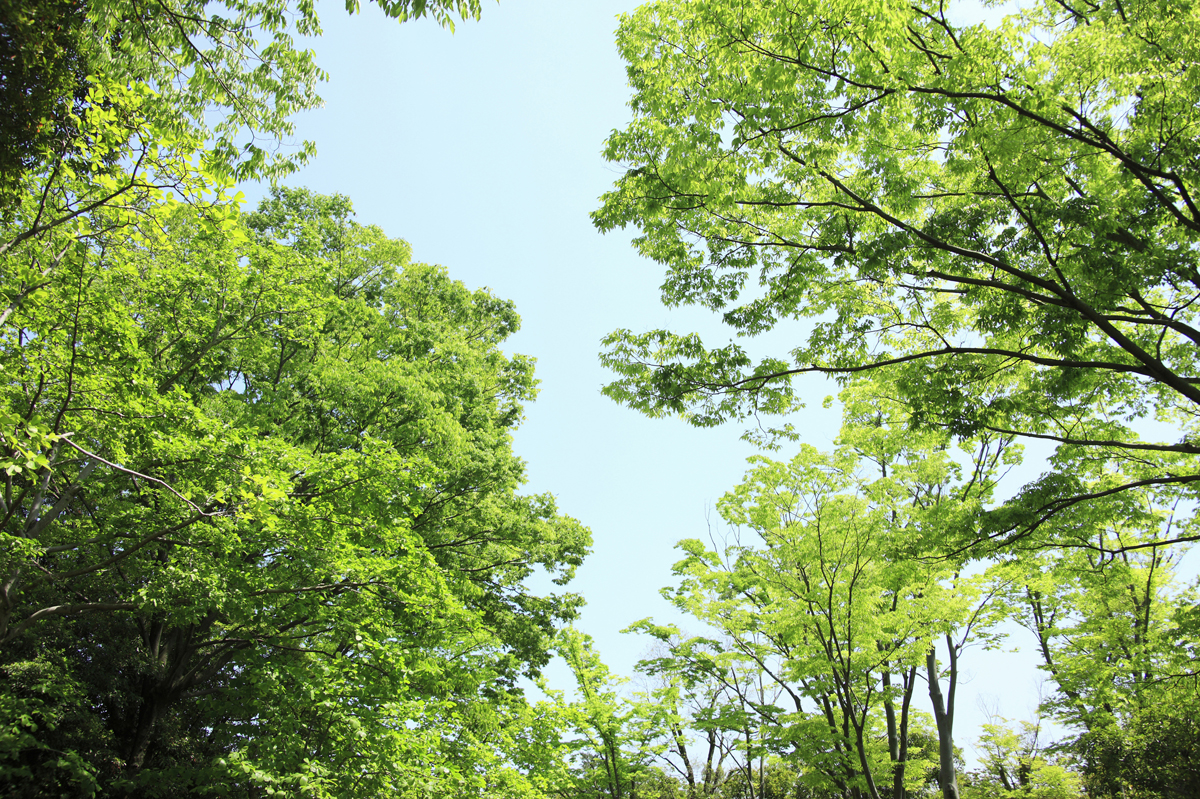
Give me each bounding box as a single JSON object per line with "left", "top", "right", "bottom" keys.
{"left": 897, "top": 666, "right": 917, "bottom": 799}
{"left": 603, "top": 734, "right": 623, "bottom": 799}
{"left": 670, "top": 720, "right": 697, "bottom": 796}
{"left": 852, "top": 713, "right": 884, "bottom": 799}
{"left": 882, "top": 668, "right": 905, "bottom": 799}
{"left": 926, "top": 646, "right": 960, "bottom": 799}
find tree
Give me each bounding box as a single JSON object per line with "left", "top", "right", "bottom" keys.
{"left": 637, "top": 381, "right": 1014, "bottom": 799}
{"left": 625, "top": 629, "right": 741, "bottom": 799}
{"left": 631, "top": 623, "right": 858, "bottom": 799}
{"left": 1076, "top": 701, "right": 1200, "bottom": 799}
{"left": 993, "top": 508, "right": 1199, "bottom": 797}
{"left": 0, "top": 187, "right": 589, "bottom": 796}
{"left": 3, "top": 0, "right": 484, "bottom": 188}
{"left": 1, "top": 0, "right": 490, "bottom": 485}
{"left": 546, "top": 628, "right": 671, "bottom": 799}
{"left": 963, "top": 716, "right": 1083, "bottom": 799}
{"left": 593, "top": 0, "right": 1200, "bottom": 553}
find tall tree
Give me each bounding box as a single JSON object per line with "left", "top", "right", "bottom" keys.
{"left": 641, "top": 381, "right": 1013, "bottom": 799}
{"left": 0, "top": 187, "right": 589, "bottom": 796}
{"left": 630, "top": 623, "right": 837, "bottom": 799}
{"left": 594, "top": 0, "right": 1200, "bottom": 553}
{"left": 995, "top": 510, "right": 1199, "bottom": 797}
{"left": 1, "top": 0, "right": 488, "bottom": 470}
{"left": 547, "top": 628, "right": 684, "bottom": 799}
{"left": 627, "top": 628, "right": 748, "bottom": 799}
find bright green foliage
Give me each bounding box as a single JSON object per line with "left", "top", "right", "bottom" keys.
{"left": 634, "top": 382, "right": 1015, "bottom": 799}
{"left": 77, "top": 0, "right": 484, "bottom": 183}
{"left": 635, "top": 379, "right": 1189, "bottom": 796}
{"left": 546, "top": 628, "right": 665, "bottom": 799}
{"left": 963, "top": 718, "right": 1083, "bottom": 799}
{"left": 630, "top": 622, "right": 850, "bottom": 799}
{"left": 622, "top": 626, "right": 741, "bottom": 799}
{"left": 995, "top": 525, "right": 1198, "bottom": 797}
{"left": 1076, "top": 701, "right": 1200, "bottom": 799}
{"left": 1007, "top": 547, "right": 1189, "bottom": 732}
{"left": 0, "top": 187, "right": 589, "bottom": 796}
{"left": 4, "top": 0, "right": 484, "bottom": 187}
{"left": 0, "top": 0, "right": 490, "bottom": 480}
{"left": 594, "top": 0, "right": 1200, "bottom": 549}
{"left": 1, "top": 0, "right": 487, "bottom": 246}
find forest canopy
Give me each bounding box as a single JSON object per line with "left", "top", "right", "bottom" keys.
{"left": 1, "top": 0, "right": 594, "bottom": 795}
{"left": 4, "top": 0, "right": 1200, "bottom": 797}
{"left": 595, "top": 0, "right": 1200, "bottom": 555}
{"left": 1, "top": 184, "right": 590, "bottom": 795}
{"left": 592, "top": 0, "right": 1200, "bottom": 797}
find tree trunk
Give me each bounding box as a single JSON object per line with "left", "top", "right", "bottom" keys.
{"left": 882, "top": 668, "right": 904, "bottom": 799}
{"left": 126, "top": 690, "right": 164, "bottom": 770}
{"left": 926, "top": 646, "right": 960, "bottom": 799}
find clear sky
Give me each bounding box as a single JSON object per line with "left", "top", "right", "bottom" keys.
{"left": 260, "top": 0, "right": 1070, "bottom": 766}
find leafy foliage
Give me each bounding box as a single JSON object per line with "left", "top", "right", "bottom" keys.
{"left": 0, "top": 0, "right": 88, "bottom": 206}
{"left": 963, "top": 717, "right": 1083, "bottom": 799}
{"left": 594, "top": 0, "right": 1200, "bottom": 550}
{"left": 0, "top": 187, "right": 589, "bottom": 796}
{"left": 617, "top": 381, "right": 1022, "bottom": 799}
{"left": 0, "top": 0, "right": 490, "bottom": 488}
{"left": 998, "top": 527, "right": 1199, "bottom": 797}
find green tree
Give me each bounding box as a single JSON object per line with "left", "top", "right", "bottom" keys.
{"left": 1, "top": 0, "right": 489, "bottom": 483}
{"left": 626, "top": 629, "right": 740, "bottom": 799}
{"left": 0, "top": 187, "right": 589, "bottom": 796}
{"left": 962, "top": 716, "right": 1083, "bottom": 799}
{"left": 3, "top": 0, "right": 484, "bottom": 191}
{"left": 593, "top": 0, "right": 1200, "bottom": 553}
{"left": 994, "top": 512, "right": 1199, "bottom": 797}
{"left": 718, "top": 760, "right": 805, "bottom": 799}
{"left": 630, "top": 625, "right": 837, "bottom": 799}
{"left": 548, "top": 628, "right": 666, "bottom": 799}
{"left": 640, "top": 382, "right": 1013, "bottom": 799}
{"left": 1076, "top": 701, "right": 1200, "bottom": 799}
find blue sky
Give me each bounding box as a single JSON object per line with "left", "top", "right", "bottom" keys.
{"left": 261, "top": 0, "right": 1074, "bottom": 764}
{"left": 268, "top": 0, "right": 826, "bottom": 667}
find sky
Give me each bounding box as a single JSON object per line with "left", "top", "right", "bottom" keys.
{"left": 255, "top": 0, "right": 1080, "bottom": 766}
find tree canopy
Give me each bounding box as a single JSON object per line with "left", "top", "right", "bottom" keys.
{"left": 8, "top": 0, "right": 1200, "bottom": 795}
{"left": 1, "top": 0, "right": 492, "bottom": 478}
{"left": 593, "top": 1, "right": 1200, "bottom": 793}
{"left": 0, "top": 1, "right": 606, "bottom": 795}
{"left": 594, "top": 0, "right": 1200, "bottom": 553}
{"left": 0, "top": 185, "right": 590, "bottom": 795}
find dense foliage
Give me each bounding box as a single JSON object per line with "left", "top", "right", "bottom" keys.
{"left": 0, "top": 0, "right": 88, "bottom": 205}
{"left": 594, "top": 0, "right": 1200, "bottom": 553}
{"left": 7, "top": 0, "right": 1200, "bottom": 795}
{"left": 1, "top": 0, "right": 489, "bottom": 475}
{"left": 0, "top": 0, "right": 597, "bottom": 796}
{"left": 0, "top": 185, "right": 590, "bottom": 796}
{"left": 592, "top": 0, "right": 1200, "bottom": 796}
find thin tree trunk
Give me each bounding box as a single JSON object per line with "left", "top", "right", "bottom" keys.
{"left": 882, "top": 668, "right": 904, "bottom": 799}
{"left": 926, "top": 646, "right": 960, "bottom": 799}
